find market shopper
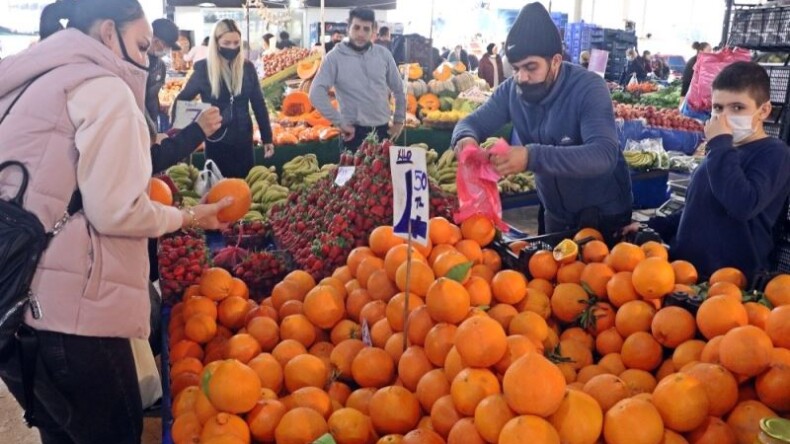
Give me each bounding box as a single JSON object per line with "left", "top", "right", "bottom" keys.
{"left": 376, "top": 26, "right": 392, "bottom": 52}
{"left": 174, "top": 19, "right": 275, "bottom": 178}
{"left": 652, "top": 57, "right": 670, "bottom": 80}
{"left": 452, "top": 2, "right": 632, "bottom": 240}
{"left": 309, "top": 7, "right": 406, "bottom": 151}
{"left": 681, "top": 41, "right": 711, "bottom": 97}
{"left": 478, "top": 43, "right": 505, "bottom": 88}
{"left": 325, "top": 30, "right": 344, "bottom": 53}
{"left": 627, "top": 62, "right": 790, "bottom": 283}
{"left": 0, "top": 1, "right": 234, "bottom": 442}
{"left": 146, "top": 19, "right": 181, "bottom": 127}
{"left": 620, "top": 48, "right": 647, "bottom": 84}
{"left": 579, "top": 50, "right": 590, "bottom": 69}
{"left": 184, "top": 36, "right": 209, "bottom": 63}
{"left": 277, "top": 31, "right": 295, "bottom": 50}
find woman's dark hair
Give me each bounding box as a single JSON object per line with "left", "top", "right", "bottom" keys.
{"left": 486, "top": 43, "right": 495, "bottom": 55}
{"left": 263, "top": 33, "right": 274, "bottom": 45}
{"left": 40, "top": 0, "right": 144, "bottom": 40}
{"left": 692, "top": 41, "right": 710, "bottom": 52}
{"left": 202, "top": 36, "right": 210, "bottom": 46}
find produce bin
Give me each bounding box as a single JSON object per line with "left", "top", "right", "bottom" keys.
{"left": 631, "top": 170, "right": 670, "bottom": 210}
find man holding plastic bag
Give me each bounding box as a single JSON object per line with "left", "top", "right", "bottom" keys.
{"left": 452, "top": 2, "right": 632, "bottom": 241}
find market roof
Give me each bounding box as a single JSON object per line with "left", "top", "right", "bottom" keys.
{"left": 166, "top": 0, "right": 396, "bottom": 9}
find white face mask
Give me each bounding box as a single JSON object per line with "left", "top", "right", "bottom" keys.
{"left": 727, "top": 114, "right": 756, "bottom": 144}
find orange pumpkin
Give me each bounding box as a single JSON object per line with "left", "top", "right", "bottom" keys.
{"left": 408, "top": 64, "right": 424, "bottom": 80}
{"left": 297, "top": 59, "right": 321, "bottom": 80}
{"left": 433, "top": 64, "right": 453, "bottom": 81}
{"left": 282, "top": 92, "right": 313, "bottom": 117}
{"left": 406, "top": 94, "right": 418, "bottom": 115}
{"left": 418, "top": 94, "right": 440, "bottom": 112}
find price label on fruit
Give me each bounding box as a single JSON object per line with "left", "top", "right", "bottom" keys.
{"left": 334, "top": 166, "right": 355, "bottom": 187}
{"left": 390, "top": 146, "right": 430, "bottom": 246}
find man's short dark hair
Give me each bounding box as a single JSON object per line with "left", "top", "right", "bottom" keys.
{"left": 712, "top": 61, "right": 771, "bottom": 106}
{"left": 279, "top": 31, "right": 289, "bottom": 40}
{"left": 349, "top": 7, "right": 375, "bottom": 24}
{"left": 332, "top": 30, "right": 343, "bottom": 36}
{"left": 378, "top": 26, "right": 389, "bottom": 37}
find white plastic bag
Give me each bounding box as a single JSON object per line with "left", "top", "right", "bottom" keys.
{"left": 130, "top": 338, "right": 162, "bottom": 409}
{"left": 194, "top": 159, "right": 223, "bottom": 196}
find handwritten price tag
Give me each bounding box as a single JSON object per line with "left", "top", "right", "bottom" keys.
{"left": 334, "top": 166, "right": 356, "bottom": 186}
{"left": 389, "top": 146, "right": 430, "bottom": 246}
{"left": 172, "top": 100, "right": 211, "bottom": 130}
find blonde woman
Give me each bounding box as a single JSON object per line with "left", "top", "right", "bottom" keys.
{"left": 175, "top": 19, "right": 274, "bottom": 178}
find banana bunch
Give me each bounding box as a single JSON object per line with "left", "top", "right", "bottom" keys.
{"left": 242, "top": 210, "right": 267, "bottom": 222}
{"left": 166, "top": 163, "right": 200, "bottom": 193}
{"left": 498, "top": 172, "right": 536, "bottom": 194}
{"left": 181, "top": 196, "right": 200, "bottom": 208}
{"left": 245, "top": 165, "right": 288, "bottom": 215}
{"left": 480, "top": 137, "right": 501, "bottom": 150}
{"left": 430, "top": 149, "right": 458, "bottom": 194}
{"left": 624, "top": 150, "right": 660, "bottom": 170}
{"left": 281, "top": 154, "right": 321, "bottom": 190}
{"left": 245, "top": 165, "right": 279, "bottom": 187}
{"left": 424, "top": 110, "right": 468, "bottom": 123}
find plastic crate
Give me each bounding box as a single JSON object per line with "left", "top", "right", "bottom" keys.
{"left": 632, "top": 170, "right": 670, "bottom": 210}
{"left": 765, "top": 122, "right": 783, "bottom": 138}
{"left": 774, "top": 242, "right": 790, "bottom": 273}
{"left": 491, "top": 230, "right": 580, "bottom": 277}
{"left": 730, "top": 5, "right": 790, "bottom": 48}
{"left": 763, "top": 65, "right": 790, "bottom": 104}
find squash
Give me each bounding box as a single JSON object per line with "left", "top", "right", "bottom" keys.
{"left": 452, "top": 62, "right": 467, "bottom": 74}
{"left": 281, "top": 92, "right": 313, "bottom": 117}
{"left": 297, "top": 59, "right": 320, "bottom": 80}
{"left": 439, "top": 97, "right": 454, "bottom": 112}
{"left": 298, "top": 78, "right": 313, "bottom": 94}
{"left": 304, "top": 109, "right": 331, "bottom": 128}
{"left": 417, "top": 93, "right": 441, "bottom": 112}
{"left": 407, "top": 94, "right": 418, "bottom": 115}
{"left": 408, "top": 63, "right": 424, "bottom": 80}
{"left": 432, "top": 64, "right": 453, "bottom": 81}
{"left": 408, "top": 80, "right": 428, "bottom": 98}
{"left": 452, "top": 72, "right": 476, "bottom": 93}
{"left": 428, "top": 79, "right": 456, "bottom": 98}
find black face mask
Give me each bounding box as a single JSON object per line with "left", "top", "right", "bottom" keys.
{"left": 346, "top": 41, "right": 371, "bottom": 53}
{"left": 517, "top": 64, "right": 558, "bottom": 104}
{"left": 115, "top": 27, "right": 149, "bottom": 72}
{"left": 219, "top": 47, "right": 241, "bottom": 61}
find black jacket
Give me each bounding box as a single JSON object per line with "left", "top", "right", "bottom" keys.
{"left": 620, "top": 57, "right": 647, "bottom": 85}
{"left": 150, "top": 122, "right": 206, "bottom": 174}
{"left": 681, "top": 55, "right": 698, "bottom": 96}
{"left": 174, "top": 59, "right": 273, "bottom": 145}
{"left": 145, "top": 54, "right": 167, "bottom": 118}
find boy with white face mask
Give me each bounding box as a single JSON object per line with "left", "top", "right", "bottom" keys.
{"left": 632, "top": 62, "right": 790, "bottom": 283}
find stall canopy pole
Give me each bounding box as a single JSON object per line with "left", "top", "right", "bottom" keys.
{"left": 721, "top": 0, "right": 734, "bottom": 48}
{"left": 320, "top": 0, "right": 325, "bottom": 46}
{"left": 246, "top": 1, "right": 251, "bottom": 59}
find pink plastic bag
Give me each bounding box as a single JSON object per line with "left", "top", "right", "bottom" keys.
{"left": 454, "top": 139, "right": 510, "bottom": 230}
{"left": 687, "top": 48, "right": 752, "bottom": 113}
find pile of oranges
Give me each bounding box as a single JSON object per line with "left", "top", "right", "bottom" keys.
{"left": 166, "top": 215, "right": 790, "bottom": 444}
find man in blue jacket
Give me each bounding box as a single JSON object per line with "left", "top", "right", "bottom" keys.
{"left": 452, "top": 2, "right": 633, "bottom": 239}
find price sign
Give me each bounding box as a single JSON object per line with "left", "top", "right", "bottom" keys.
{"left": 389, "top": 146, "right": 430, "bottom": 246}
{"left": 334, "top": 166, "right": 356, "bottom": 186}
{"left": 589, "top": 49, "right": 609, "bottom": 78}
{"left": 172, "top": 100, "right": 211, "bottom": 130}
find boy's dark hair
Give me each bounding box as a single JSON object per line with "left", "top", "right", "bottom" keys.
{"left": 712, "top": 61, "right": 771, "bottom": 106}
{"left": 378, "top": 26, "right": 389, "bottom": 37}
{"left": 349, "top": 7, "right": 375, "bottom": 24}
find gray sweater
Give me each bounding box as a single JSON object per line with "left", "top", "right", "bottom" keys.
{"left": 309, "top": 42, "right": 406, "bottom": 127}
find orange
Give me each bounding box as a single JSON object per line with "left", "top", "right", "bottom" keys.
{"left": 550, "top": 389, "right": 603, "bottom": 444}
{"left": 652, "top": 372, "right": 709, "bottom": 432}
{"left": 726, "top": 400, "right": 778, "bottom": 444}
{"left": 200, "top": 413, "right": 250, "bottom": 443}
{"left": 709, "top": 267, "right": 747, "bottom": 290}
{"left": 528, "top": 250, "right": 559, "bottom": 280}
{"left": 502, "top": 352, "right": 566, "bottom": 416}
{"left": 429, "top": 217, "right": 457, "bottom": 245}
{"left": 247, "top": 353, "right": 283, "bottom": 393}
{"left": 455, "top": 315, "right": 508, "bottom": 368}
{"left": 518, "top": 288, "right": 552, "bottom": 319}
{"left": 352, "top": 347, "right": 395, "bottom": 388}
{"left": 424, "top": 323, "right": 458, "bottom": 367}
{"left": 395, "top": 261, "right": 435, "bottom": 297}
{"left": 398, "top": 346, "right": 434, "bottom": 391}
{"left": 608, "top": 242, "right": 646, "bottom": 272}
{"left": 303, "top": 285, "right": 345, "bottom": 329}
{"left": 603, "top": 398, "right": 664, "bottom": 444}
{"left": 672, "top": 339, "right": 707, "bottom": 370}
{"left": 386, "top": 292, "right": 425, "bottom": 332}
{"left": 359, "top": 300, "right": 387, "bottom": 327}
{"left": 755, "top": 360, "right": 790, "bottom": 412}
{"left": 581, "top": 240, "right": 609, "bottom": 263}
{"left": 671, "top": 260, "right": 698, "bottom": 285}
{"left": 621, "top": 331, "right": 663, "bottom": 371}
{"left": 369, "top": 225, "right": 406, "bottom": 257}
{"left": 328, "top": 408, "right": 374, "bottom": 444}
{"left": 574, "top": 227, "right": 604, "bottom": 242}
{"left": 550, "top": 283, "right": 589, "bottom": 323}
{"left": 447, "top": 417, "right": 485, "bottom": 444}
{"left": 595, "top": 328, "right": 624, "bottom": 356}
{"left": 464, "top": 276, "right": 493, "bottom": 307}
{"left": 719, "top": 325, "right": 774, "bottom": 377}
{"left": 368, "top": 386, "right": 421, "bottom": 436}
{"left": 631, "top": 257, "right": 675, "bottom": 299}
{"left": 430, "top": 394, "right": 462, "bottom": 438}
{"left": 283, "top": 353, "right": 328, "bottom": 393}
{"left": 651, "top": 306, "right": 696, "bottom": 348}
{"left": 247, "top": 399, "right": 287, "bottom": 443}
{"left": 224, "top": 333, "right": 262, "bottom": 364}
{"left": 744, "top": 302, "right": 771, "bottom": 329}
{"left": 696, "top": 295, "right": 748, "bottom": 340}
{"left": 498, "top": 415, "right": 561, "bottom": 444}
{"left": 384, "top": 244, "right": 427, "bottom": 281}
{"left": 432, "top": 251, "right": 472, "bottom": 283}
{"left": 206, "top": 359, "right": 261, "bottom": 414}
{"left": 553, "top": 239, "right": 579, "bottom": 265}
{"left": 357, "top": 256, "right": 385, "bottom": 290}
{"left": 580, "top": 262, "right": 615, "bottom": 298}
{"left": 370, "top": 319, "right": 394, "bottom": 348}
{"left": 275, "top": 407, "right": 329, "bottom": 444}
{"left": 455, "top": 239, "right": 483, "bottom": 264}
{"left": 686, "top": 416, "right": 737, "bottom": 444}
{"left": 416, "top": 369, "right": 451, "bottom": 412}
{"left": 200, "top": 268, "right": 235, "bottom": 302}
{"left": 582, "top": 374, "right": 630, "bottom": 413}
{"left": 184, "top": 313, "right": 218, "bottom": 344}
{"left": 217, "top": 296, "right": 249, "bottom": 330}
{"left": 460, "top": 214, "right": 496, "bottom": 247}
{"left": 205, "top": 178, "right": 252, "bottom": 223}
{"left": 246, "top": 316, "right": 279, "bottom": 352}
{"left": 481, "top": 248, "right": 503, "bottom": 271}
{"left": 279, "top": 314, "right": 317, "bottom": 348}
{"left": 425, "top": 278, "right": 471, "bottom": 324}
{"left": 491, "top": 270, "right": 528, "bottom": 305}
{"left": 450, "top": 367, "right": 501, "bottom": 416}
{"left": 765, "top": 274, "right": 790, "bottom": 306}
{"left": 557, "top": 261, "right": 586, "bottom": 284}
{"left": 619, "top": 369, "right": 657, "bottom": 395}
{"left": 347, "top": 247, "right": 375, "bottom": 277}
{"left": 765, "top": 305, "right": 790, "bottom": 348}
{"left": 149, "top": 177, "right": 173, "bottom": 206}
{"left": 682, "top": 362, "right": 739, "bottom": 417}
{"left": 508, "top": 311, "right": 549, "bottom": 344}
{"left": 641, "top": 241, "right": 668, "bottom": 260}
{"left": 474, "top": 394, "right": 515, "bottom": 443}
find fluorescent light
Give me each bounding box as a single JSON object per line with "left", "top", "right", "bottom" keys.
{"left": 198, "top": 2, "right": 217, "bottom": 7}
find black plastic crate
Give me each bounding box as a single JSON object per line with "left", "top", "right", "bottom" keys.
{"left": 765, "top": 122, "right": 783, "bottom": 138}
{"left": 774, "top": 242, "right": 790, "bottom": 273}
{"left": 730, "top": 5, "right": 790, "bottom": 48}
{"left": 763, "top": 65, "right": 790, "bottom": 104}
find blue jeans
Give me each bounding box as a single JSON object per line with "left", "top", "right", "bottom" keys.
{"left": 0, "top": 330, "right": 143, "bottom": 444}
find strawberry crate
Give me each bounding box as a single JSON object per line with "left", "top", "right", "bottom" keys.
{"left": 231, "top": 250, "right": 295, "bottom": 301}
{"left": 157, "top": 230, "right": 210, "bottom": 304}
{"left": 221, "top": 219, "right": 275, "bottom": 251}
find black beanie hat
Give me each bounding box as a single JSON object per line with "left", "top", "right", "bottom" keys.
{"left": 505, "top": 2, "right": 563, "bottom": 63}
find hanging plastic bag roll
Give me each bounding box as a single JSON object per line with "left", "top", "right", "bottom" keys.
{"left": 454, "top": 138, "right": 510, "bottom": 230}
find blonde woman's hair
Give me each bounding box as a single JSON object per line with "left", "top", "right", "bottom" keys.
{"left": 207, "top": 19, "right": 244, "bottom": 99}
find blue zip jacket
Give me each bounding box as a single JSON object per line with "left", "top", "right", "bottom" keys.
{"left": 452, "top": 62, "right": 632, "bottom": 226}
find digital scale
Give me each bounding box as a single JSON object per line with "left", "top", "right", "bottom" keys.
{"left": 656, "top": 178, "right": 690, "bottom": 217}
